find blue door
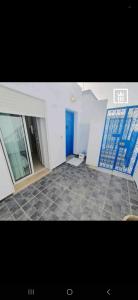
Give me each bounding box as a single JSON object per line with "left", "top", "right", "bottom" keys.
{"left": 66, "top": 110, "right": 74, "bottom": 157}
{"left": 98, "top": 106, "right": 138, "bottom": 175}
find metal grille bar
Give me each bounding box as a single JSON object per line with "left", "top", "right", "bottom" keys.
{"left": 98, "top": 106, "right": 138, "bottom": 175}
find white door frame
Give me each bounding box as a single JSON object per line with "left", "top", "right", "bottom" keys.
{"left": 0, "top": 128, "right": 15, "bottom": 184}
{"left": 36, "top": 117, "right": 50, "bottom": 169}
{"left": 0, "top": 115, "right": 34, "bottom": 185}
{"left": 0, "top": 141, "right": 15, "bottom": 200}
{"left": 22, "top": 116, "right": 34, "bottom": 175}
{"left": 36, "top": 118, "right": 43, "bottom": 164}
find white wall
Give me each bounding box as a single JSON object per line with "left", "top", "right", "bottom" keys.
{"left": 78, "top": 90, "right": 98, "bottom": 154}
{"left": 0, "top": 83, "right": 108, "bottom": 170}
{"left": 133, "top": 162, "right": 138, "bottom": 188}
{"left": 86, "top": 99, "right": 107, "bottom": 167}
{"left": 0, "top": 82, "right": 82, "bottom": 104}
{"left": 44, "top": 84, "right": 104, "bottom": 169}
{"left": 44, "top": 84, "right": 82, "bottom": 169}
{"left": 0, "top": 83, "right": 83, "bottom": 170}
{"left": 0, "top": 142, "right": 14, "bottom": 201}
{"left": 78, "top": 82, "right": 138, "bottom": 108}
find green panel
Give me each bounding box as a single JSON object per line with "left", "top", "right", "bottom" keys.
{"left": 0, "top": 113, "right": 31, "bottom": 181}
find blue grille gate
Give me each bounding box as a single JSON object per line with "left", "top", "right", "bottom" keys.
{"left": 98, "top": 106, "right": 138, "bottom": 176}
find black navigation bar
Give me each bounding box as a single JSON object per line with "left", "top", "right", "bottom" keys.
{"left": 0, "top": 284, "right": 137, "bottom": 298}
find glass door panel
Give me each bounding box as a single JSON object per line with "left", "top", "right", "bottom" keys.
{"left": 0, "top": 113, "right": 32, "bottom": 181}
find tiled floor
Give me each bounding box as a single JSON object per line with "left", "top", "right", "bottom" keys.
{"left": 0, "top": 162, "right": 138, "bottom": 220}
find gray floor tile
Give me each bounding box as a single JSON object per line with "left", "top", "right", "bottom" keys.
{"left": 16, "top": 214, "right": 30, "bottom": 221}
{"left": 60, "top": 211, "right": 74, "bottom": 220}
{"left": 0, "top": 214, "right": 14, "bottom": 221}
{"left": 30, "top": 210, "right": 42, "bottom": 220}
{"left": 121, "top": 191, "right": 129, "bottom": 202}
{"left": 0, "top": 205, "right": 11, "bottom": 219}
{"left": 0, "top": 206, "right": 12, "bottom": 220}
{"left": 54, "top": 196, "right": 69, "bottom": 211}
{"left": 22, "top": 201, "right": 32, "bottom": 212}
{"left": 43, "top": 209, "right": 60, "bottom": 220}
{"left": 39, "top": 215, "right": 48, "bottom": 221}
{"left": 25, "top": 206, "right": 37, "bottom": 218}
{"left": 80, "top": 213, "right": 91, "bottom": 220}
{"left": 46, "top": 189, "right": 61, "bottom": 202}
{"left": 31, "top": 189, "right": 40, "bottom": 197}
{"left": 130, "top": 198, "right": 138, "bottom": 206}
{"left": 30, "top": 197, "right": 41, "bottom": 206}
{"left": 60, "top": 189, "right": 75, "bottom": 204}
{"left": 15, "top": 196, "right": 29, "bottom": 207}
{"left": 36, "top": 184, "right": 46, "bottom": 192}
{"left": 1, "top": 161, "right": 137, "bottom": 220}
{"left": 6, "top": 198, "right": 20, "bottom": 213}
{"left": 20, "top": 189, "right": 35, "bottom": 200}
{"left": 14, "top": 193, "right": 24, "bottom": 200}
{"left": 128, "top": 181, "right": 137, "bottom": 193}
{"left": 13, "top": 208, "right": 24, "bottom": 220}
{"left": 6, "top": 215, "right": 15, "bottom": 221}
{"left": 33, "top": 200, "right": 47, "bottom": 215}
{"left": 101, "top": 210, "right": 112, "bottom": 220}
{"left": 66, "top": 203, "right": 82, "bottom": 219}
{"left": 121, "top": 204, "right": 131, "bottom": 218}
{"left": 111, "top": 203, "right": 122, "bottom": 217}
{"left": 131, "top": 204, "right": 138, "bottom": 215}
{"left": 103, "top": 203, "right": 113, "bottom": 214}
{"left": 129, "top": 190, "right": 138, "bottom": 200}
{"left": 38, "top": 197, "right": 53, "bottom": 211}
{"left": 106, "top": 192, "right": 114, "bottom": 201}
{"left": 47, "top": 203, "right": 69, "bottom": 219}
{"left": 0, "top": 199, "right": 6, "bottom": 208}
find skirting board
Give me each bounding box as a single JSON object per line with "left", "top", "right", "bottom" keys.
{"left": 87, "top": 164, "right": 134, "bottom": 181}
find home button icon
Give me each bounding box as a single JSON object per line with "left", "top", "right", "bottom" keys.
{"left": 67, "top": 288, "right": 73, "bottom": 296}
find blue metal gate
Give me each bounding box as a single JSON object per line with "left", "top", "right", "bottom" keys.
{"left": 98, "top": 106, "right": 138, "bottom": 176}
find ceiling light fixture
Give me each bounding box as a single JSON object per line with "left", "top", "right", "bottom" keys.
{"left": 71, "top": 95, "right": 76, "bottom": 102}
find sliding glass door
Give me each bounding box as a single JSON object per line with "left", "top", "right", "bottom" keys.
{"left": 0, "top": 113, "right": 32, "bottom": 181}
